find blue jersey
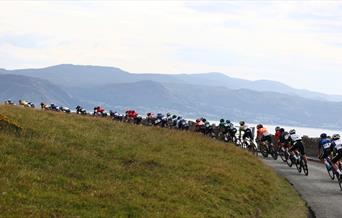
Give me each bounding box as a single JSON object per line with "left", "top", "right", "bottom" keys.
{"left": 318, "top": 138, "right": 331, "bottom": 150}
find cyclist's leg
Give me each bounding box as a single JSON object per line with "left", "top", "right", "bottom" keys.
{"left": 296, "top": 141, "right": 307, "bottom": 162}
{"left": 288, "top": 144, "right": 297, "bottom": 160}
{"left": 322, "top": 148, "right": 332, "bottom": 168}
{"left": 332, "top": 150, "right": 342, "bottom": 175}
{"left": 332, "top": 151, "right": 342, "bottom": 176}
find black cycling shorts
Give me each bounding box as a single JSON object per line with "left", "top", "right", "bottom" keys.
{"left": 321, "top": 148, "right": 332, "bottom": 160}
{"left": 290, "top": 141, "right": 305, "bottom": 155}
{"left": 243, "top": 129, "right": 253, "bottom": 140}
{"left": 332, "top": 149, "right": 342, "bottom": 164}
{"left": 261, "top": 135, "right": 272, "bottom": 144}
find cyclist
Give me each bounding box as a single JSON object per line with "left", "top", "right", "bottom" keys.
{"left": 239, "top": 121, "right": 253, "bottom": 143}
{"left": 256, "top": 124, "right": 272, "bottom": 145}
{"left": 288, "top": 129, "right": 307, "bottom": 162}
{"left": 318, "top": 133, "right": 333, "bottom": 170}
{"left": 219, "top": 119, "right": 226, "bottom": 133}
{"left": 274, "top": 126, "right": 282, "bottom": 148}
{"left": 331, "top": 134, "right": 342, "bottom": 178}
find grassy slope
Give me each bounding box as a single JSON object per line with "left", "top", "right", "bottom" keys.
{"left": 0, "top": 105, "right": 306, "bottom": 217}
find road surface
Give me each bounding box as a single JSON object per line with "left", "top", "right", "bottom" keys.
{"left": 262, "top": 157, "right": 342, "bottom": 218}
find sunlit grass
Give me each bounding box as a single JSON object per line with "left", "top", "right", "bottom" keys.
{"left": 0, "top": 105, "right": 306, "bottom": 217}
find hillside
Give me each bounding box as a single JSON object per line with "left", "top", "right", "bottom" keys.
{"left": 0, "top": 105, "right": 306, "bottom": 217}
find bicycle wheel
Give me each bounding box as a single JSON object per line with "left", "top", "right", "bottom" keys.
{"left": 252, "top": 144, "right": 258, "bottom": 157}
{"left": 327, "top": 167, "right": 335, "bottom": 180}
{"left": 286, "top": 153, "right": 293, "bottom": 167}
{"left": 338, "top": 165, "right": 342, "bottom": 191}
{"left": 338, "top": 176, "right": 342, "bottom": 191}
{"left": 260, "top": 144, "right": 268, "bottom": 158}
{"left": 233, "top": 137, "right": 239, "bottom": 146}
{"left": 242, "top": 141, "right": 247, "bottom": 149}
{"left": 270, "top": 146, "right": 278, "bottom": 160}
{"left": 301, "top": 159, "right": 308, "bottom": 176}
{"left": 248, "top": 143, "right": 258, "bottom": 156}
{"left": 279, "top": 148, "right": 287, "bottom": 162}
{"left": 296, "top": 159, "right": 302, "bottom": 173}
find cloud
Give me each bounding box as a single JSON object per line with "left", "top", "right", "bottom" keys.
{"left": 0, "top": 1, "right": 342, "bottom": 94}
{"left": 0, "top": 33, "right": 49, "bottom": 48}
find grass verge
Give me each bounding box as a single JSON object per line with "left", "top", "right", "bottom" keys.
{"left": 0, "top": 105, "right": 307, "bottom": 217}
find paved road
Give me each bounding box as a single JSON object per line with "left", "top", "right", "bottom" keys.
{"left": 262, "top": 157, "right": 342, "bottom": 218}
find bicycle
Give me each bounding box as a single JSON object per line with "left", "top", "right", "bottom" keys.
{"left": 321, "top": 156, "right": 335, "bottom": 180}
{"left": 278, "top": 143, "right": 289, "bottom": 163}
{"left": 258, "top": 140, "right": 277, "bottom": 159}
{"left": 281, "top": 147, "right": 294, "bottom": 167}
{"left": 244, "top": 138, "right": 258, "bottom": 156}
{"left": 324, "top": 159, "right": 342, "bottom": 191}
{"left": 293, "top": 151, "right": 309, "bottom": 176}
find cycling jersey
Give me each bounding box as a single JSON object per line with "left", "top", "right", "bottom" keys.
{"left": 239, "top": 125, "right": 248, "bottom": 138}
{"left": 289, "top": 134, "right": 305, "bottom": 155}
{"left": 279, "top": 132, "right": 289, "bottom": 144}
{"left": 274, "top": 130, "right": 282, "bottom": 143}
{"left": 290, "top": 133, "right": 301, "bottom": 142}
{"left": 332, "top": 139, "right": 342, "bottom": 151}
{"left": 319, "top": 138, "right": 332, "bottom": 150}
{"left": 319, "top": 138, "right": 332, "bottom": 159}
{"left": 332, "top": 139, "right": 342, "bottom": 163}
{"left": 243, "top": 128, "right": 253, "bottom": 140}
{"left": 239, "top": 125, "right": 248, "bottom": 132}
{"left": 257, "top": 127, "right": 270, "bottom": 138}
{"left": 219, "top": 122, "right": 227, "bottom": 133}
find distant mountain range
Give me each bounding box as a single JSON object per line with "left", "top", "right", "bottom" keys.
{"left": 0, "top": 74, "right": 76, "bottom": 106}
{"left": 3, "top": 64, "right": 342, "bottom": 102}
{"left": 1, "top": 64, "right": 342, "bottom": 129}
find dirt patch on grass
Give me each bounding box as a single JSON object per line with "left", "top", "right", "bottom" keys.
{"left": 121, "top": 159, "right": 161, "bottom": 170}
{"left": 121, "top": 159, "right": 138, "bottom": 168}
{"left": 142, "top": 160, "right": 161, "bottom": 169}
{"left": 0, "top": 114, "right": 22, "bottom": 135}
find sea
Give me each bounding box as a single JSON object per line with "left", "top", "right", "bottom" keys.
{"left": 208, "top": 120, "right": 339, "bottom": 138}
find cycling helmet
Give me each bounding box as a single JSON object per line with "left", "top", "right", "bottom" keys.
{"left": 166, "top": 113, "right": 171, "bottom": 117}
{"left": 279, "top": 128, "right": 285, "bottom": 133}
{"left": 257, "top": 124, "right": 263, "bottom": 129}
{"left": 275, "top": 126, "right": 280, "bottom": 131}
{"left": 239, "top": 121, "right": 245, "bottom": 126}
{"left": 220, "top": 119, "right": 224, "bottom": 123}
{"left": 172, "top": 115, "right": 177, "bottom": 119}
{"left": 332, "top": 134, "right": 340, "bottom": 140}
{"left": 202, "top": 118, "right": 207, "bottom": 123}
{"left": 289, "top": 129, "right": 296, "bottom": 135}
{"left": 226, "top": 120, "right": 230, "bottom": 124}
{"left": 320, "top": 133, "right": 327, "bottom": 139}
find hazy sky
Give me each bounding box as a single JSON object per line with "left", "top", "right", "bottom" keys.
{"left": 1, "top": 1, "right": 342, "bottom": 95}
